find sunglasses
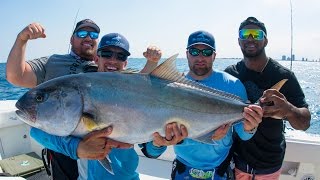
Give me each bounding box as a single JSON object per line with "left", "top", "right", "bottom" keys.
{"left": 75, "top": 30, "right": 99, "bottom": 39}
{"left": 188, "top": 48, "right": 214, "bottom": 57}
{"left": 99, "top": 50, "right": 128, "bottom": 61}
{"left": 239, "top": 29, "right": 265, "bottom": 41}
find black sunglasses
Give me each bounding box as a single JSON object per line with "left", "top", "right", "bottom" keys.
{"left": 74, "top": 30, "right": 99, "bottom": 39}
{"left": 188, "top": 47, "right": 214, "bottom": 57}
{"left": 99, "top": 51, "right": 128, "bottom": 61}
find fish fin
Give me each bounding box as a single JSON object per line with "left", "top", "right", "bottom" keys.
{"left": 270, "top": 79, "right": 288, "bottom": 91}
{"left": 254, "top": 79, "right": 288, "bottom": 105}
{"left": 151, "top": 54, "right": 244, "bottom": 102}
{"left": 81, "top": 113, "right": 98, "bottom": 131}
{"left": 194, "top": 130, "right": 219, "bottom": 145}
{"left": 98, "top": 156, "right": 114, "bottom": 175}
{"left": 150, "top": 53, "right": 185, "bottom": 81}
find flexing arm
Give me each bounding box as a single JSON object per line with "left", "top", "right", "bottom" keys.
{"left": 140, "top": 45, "right": 162, "bottom": 73}
{"left": 261, "top": 89, "right": 311, "bottom": 130}
{"left": 6, "top": 23, "right": 46, "bottom": 87}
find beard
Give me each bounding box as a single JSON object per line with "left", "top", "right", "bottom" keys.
{"left": 80, "top": 48, "right": 96, "bottom": 59}
{"left": 190, "top": 65, "right": 211, "bottom": 76}
{"left": 71, "top": 47, "right": 96, "bottom": 61}
{"left": 241, "top": 46, "right": 265, "bottom": 58}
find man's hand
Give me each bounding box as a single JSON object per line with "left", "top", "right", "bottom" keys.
{"left": 143, "top": 45, "right": 162, "bottom": 63}
{"left": 260, "top": 89, "right": 292, "bottom": 119}
{"left": 211, "top": 124, "right": 231, "bottom": 140}
{"left": 242, "top": 105, "right": 263, "bottom": 132}
{"left": 77, "top": 127, "right": 132, "bottom": 160}
{"left": 18, "top": 23, "right": 46, "bottom": 42}
{"left": 152, "top": 123, "right": 188, "bottom": 147}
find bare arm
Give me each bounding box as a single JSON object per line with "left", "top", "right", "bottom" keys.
{"left": 261, "top": 89, "right": 311, "bottom": 130}
{"left": 6, "top": 23, "right": 46, "bottom": 88}
{"left": 140, "top": 45, "right": 162, "bottom": 73}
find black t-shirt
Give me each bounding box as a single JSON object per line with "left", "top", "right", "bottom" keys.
{"left": 225, "top": 58, "right": 308, "bottom": 169}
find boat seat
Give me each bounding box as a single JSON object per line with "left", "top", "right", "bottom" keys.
{"left": 0, "top": 152, "right": 44, "bottom": 177}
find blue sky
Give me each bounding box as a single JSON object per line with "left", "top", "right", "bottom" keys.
{"left": 1, "top": 0, "right": 319, "bottom": 62}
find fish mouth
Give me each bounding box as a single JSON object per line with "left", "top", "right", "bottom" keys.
{"left": 15, "top": 99, "right": 37, "bottom": 123}
{"left": 16, "top": 110, "right": 31, "bottom": 122}
{"left": 15, "top": 108, "right": 36, "bottom": 123}
{"left": 16, "top": 110, "right": 37, "bottom": 128}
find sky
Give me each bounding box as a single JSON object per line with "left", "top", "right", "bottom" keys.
{"left": 1, "top": 0, "right": 320, "bottom": 63}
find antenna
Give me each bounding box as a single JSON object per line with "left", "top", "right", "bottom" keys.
{"left": 68, "top": 8, "right": 80, "bottom": 53}
{"left": 290, "top": 0, "right": 293, "bottom": 70}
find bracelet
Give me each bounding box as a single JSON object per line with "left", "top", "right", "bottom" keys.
{"left": 246, "top": 127, "right": 257, "bottom": 134}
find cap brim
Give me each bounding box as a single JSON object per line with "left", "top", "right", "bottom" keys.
{"left": 74, "top": 24, "right": 100, "bottom": 33}
{"left": 187, "top": 42, "right": 215, "bottom": 50}
{"left": 98, "top": 45, "right": 131, "bottom": 56}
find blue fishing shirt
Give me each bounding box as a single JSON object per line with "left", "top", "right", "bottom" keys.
{"left": 30, "top": 128, "right": 139, "bottom": 180}
{"left": 145, "top": 70, "right": 254, "bottom": 170}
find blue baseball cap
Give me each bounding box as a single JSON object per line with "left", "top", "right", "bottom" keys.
{"left": 187, "top": 30, "right": 215, "bottom": 51}
{"left": 97, "top": 33, "right": 130, "bottom": 56}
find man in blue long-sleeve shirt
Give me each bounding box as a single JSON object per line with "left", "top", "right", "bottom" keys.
{"left": 140, "top": 30, "right": 263, "bottom": 180}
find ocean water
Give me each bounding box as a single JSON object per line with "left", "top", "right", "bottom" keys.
{"left": 0, "top": 59, "right": 319, "bottom": 134}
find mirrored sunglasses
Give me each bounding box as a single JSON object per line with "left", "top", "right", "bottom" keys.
{"left": 99, "top": 51, "right": 128, "bottom": 61}
{"left": 188, "top": 48, "right": 214, "bottom": 57}
{"left": 75, "top": 30, "right": 99, "bottom": 39}
{"left": 239, "top": 29, "right": 265, "bottom": 41}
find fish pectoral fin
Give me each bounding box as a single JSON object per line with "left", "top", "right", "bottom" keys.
{"left": 81, "top": 113, "right": 98, "bottom": 131}
{"left": 194, "top": 130, "right": 219, "bottom": 145}
{"left": 98, "top": 156, "right": 114, "bottom": 175}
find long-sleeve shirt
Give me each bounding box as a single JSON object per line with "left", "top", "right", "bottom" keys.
{"left": 144, "top": 70, "right": 254, "bottom": 170}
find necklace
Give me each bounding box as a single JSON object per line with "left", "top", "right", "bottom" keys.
{"left": 259, "top": 58, "right": 269, "bottom": 73}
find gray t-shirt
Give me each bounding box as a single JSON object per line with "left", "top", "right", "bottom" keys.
{"left": 27, "top": 54, "right": 97, "bottom": 85}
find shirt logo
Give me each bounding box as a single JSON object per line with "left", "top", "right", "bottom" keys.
{"left": 105, "top": 35, "right": 124, "bottom": 47}
{"left": 192, "top": 33, "right": 210, "bottom": 44}
{"left": 189, "top": 168, "right": 215, "bottom": 179}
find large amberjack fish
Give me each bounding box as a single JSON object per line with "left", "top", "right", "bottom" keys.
{"left": 15, "top": 54, "right": 286, "bottom": 173}
{"left": 15, "top": 53, "right": 288, "bottom": 143}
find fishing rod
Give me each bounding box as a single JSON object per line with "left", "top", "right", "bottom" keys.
{"left": 68, "top": 8, "right": 80, "bottom": 53}
{"left": 290, "top": 0, "right": 293, "bottom": 70}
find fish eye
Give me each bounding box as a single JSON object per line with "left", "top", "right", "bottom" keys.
{"left": 35, "top": 93, "right": 47, "bottom": 103}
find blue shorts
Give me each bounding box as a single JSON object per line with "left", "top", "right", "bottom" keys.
{"left": 171, "top": 159, "right": 227, "bottom": 180}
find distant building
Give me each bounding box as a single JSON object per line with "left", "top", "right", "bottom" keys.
{"left": 282, "top": 55, "right": 286, "bottom": 60}
{"left": 286, "top": 54, "right": 295, "bottom": 61}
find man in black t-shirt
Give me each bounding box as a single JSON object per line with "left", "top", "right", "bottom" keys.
{"left": 225, "top": 17, "right": 311, "bottom": 179}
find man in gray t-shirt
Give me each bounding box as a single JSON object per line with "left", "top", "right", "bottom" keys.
{"left": 7, "top": 19, "right": 100, "bottom": 88}
{"left": 7, "top": 18, "right": 103, "bottom": 179}
{"left": 6, "top": 19, "right": 160, "bottom": 179}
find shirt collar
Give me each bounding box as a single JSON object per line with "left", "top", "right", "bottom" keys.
{"left": 69, "top": 50, "right": 81, "bottom": 60}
